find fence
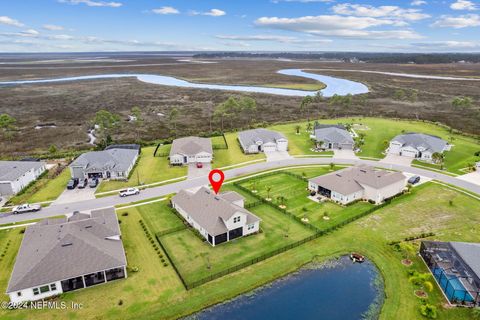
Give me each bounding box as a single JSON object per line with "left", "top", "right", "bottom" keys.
{"left": 155, "top": 232, "right": 189, "bottom": 290}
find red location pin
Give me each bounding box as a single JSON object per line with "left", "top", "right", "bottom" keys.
{"left": 208, "top": 169, "right": 225, "bottom": 194}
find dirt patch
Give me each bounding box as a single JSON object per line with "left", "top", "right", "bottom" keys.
{"left": 402, "top": 259, "right": 413, "bottom": 266}
{"left": 414, "top": 290, "right": 428, "bottom": 298}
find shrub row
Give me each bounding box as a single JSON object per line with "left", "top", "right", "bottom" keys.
{"left": 138, "top": 220, "right": 168, "bottom": 267}
{"left": 0, "top": 240, "right": 11, "bottom": 262}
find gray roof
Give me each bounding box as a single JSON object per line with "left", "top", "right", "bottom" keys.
{"left": 314, "top": 127, "right": 353, "bottom": 145}
{"left": 0, "top": 161, "right": 45, "bottom": 182}
{"left": 391, "top": 133, "right": 447, "bottom": 154}
{"left": 170, "top": 137, "right": 213, "bottom": 157}
{"left": 450, "top": 242, "right": 480, "bottom": 278}
{"left": 309, "top": 165, "right": 406, "bottom": 195}
{"left": 238, "top": 129, "right": 286, "bottom": 150}
{"left": 7, "top": 207, "right": 126, "bottom": 293}
{"left": 105, "top": 144, "right": 141, "bottom": 151}
{"left": 314, "top": 123, "right": 346, "bottom": 130}
{"left": 70, "top": 148, "right": 138, "bottom": 172}
{"left": 172, "top": 187, "right": 260, "bottom": 236}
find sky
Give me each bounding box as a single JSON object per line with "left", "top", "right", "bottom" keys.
{"left": 0, "top": 0, "right": 480, "bottom": 52}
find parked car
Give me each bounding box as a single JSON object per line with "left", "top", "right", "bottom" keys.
{"left": 78, "top": 178, "right": 88, "bottom": 189}
{"left": 119, "top": 188, "right": 140, "bottom": 197}
{"left": 12, "top": 203, "right": 41, "bottom": 214}
{"left": 89, "top": 178, "right": 99, "bottom": 188}
{"left": 408, "top": 175, "right": 421, "bottom": 185}
{"left": 67, "top": 178, "right": 79, "bottom": 190}
{"left": 196, "top": 162, "right": 203, "bottom": 168}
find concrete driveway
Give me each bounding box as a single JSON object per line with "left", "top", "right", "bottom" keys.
{"left": 188, "top": 163, "right": 211, "bottom": 179}
{"left": 457, "top": 172, "right": 480, "bottom": 186}
{"left": 54, "top": 185, "right": 98, "bottom": 205}
{"left": 265, "top": 151, "right": 292, "bottom": 162}
{"left": 333, "top": 149, "right": 358, "bottom": 160}
{"left": 380, "top": 154, "right": 413, "bottom": 166}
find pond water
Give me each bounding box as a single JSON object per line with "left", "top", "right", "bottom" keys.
{"left": 0, "top": 69, "right": 369, "bottom": 97}
{"left": 191, "top": 256, "right": 383, "bottom": 320}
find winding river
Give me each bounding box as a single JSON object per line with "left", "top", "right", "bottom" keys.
{"left": 0, "top": 69, "right": 369, "bottom": 97}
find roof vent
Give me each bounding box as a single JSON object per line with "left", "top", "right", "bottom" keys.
{"left": 85, "top": 225, "right": 92, "bottom": 229}
{"left": 360, "top": 170, "right": 367, "bottom": 173}
{"left": 61, "top": 242, "right": 73, "bottom": 247}
{"left": 214, "top": 197, "right": 220, "bottom": 201}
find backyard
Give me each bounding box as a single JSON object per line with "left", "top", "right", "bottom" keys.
{"left": 212, "top": 132, "right": 265, "bottom": 169}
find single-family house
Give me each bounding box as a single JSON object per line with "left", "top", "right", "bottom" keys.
{"left": 308, "top": 165, "right": 406, "bottom": 205}
{"left": 0, "top": 161, "right": 47, "bottom": 196}
{"left": 238, "top": 129, "right": 288, "bottom": 154}
{"left": 69, "top": 148, "right": 139, "bottom": 180}
{"left": 169, "top": 137, "right": 213, "bottom": 165}
{"left": 171, "top": 187, "right": 261, "bottom": 246}
{"left": 388, "top": 133, "right": 449, "bottom": 161}
{"left": 6, "top": 207, "right": 127, "bottom": 303}
{"left": 311, "top": 124, "right": 354, "bottom": 150}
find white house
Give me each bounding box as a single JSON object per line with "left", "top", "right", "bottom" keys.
{"left": 388, "top": 133, "right": 449, "bottom": 162}
{"left": 0, "top": 161, "right": 47, "bottom": 197}
{"left": 311, "top": 123, "right": 354, "bottom": 150}
{"left": 238, "top": 129, "right": 288, "bottom": 154}
{"left": 171, "top": 187, "right": 261, "bottom": 246}
{"left": 308, "top": 165, "right": 407, "bottom": 205}
{"left": 169, "top": 137, "right": 213, "bottom": 165}
{"left": 6, "top": 208, "right": 127, "bottom": 303}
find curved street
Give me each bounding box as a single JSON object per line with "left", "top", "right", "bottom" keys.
{"left": 1, "top": 157, "right": 479, "bottom": 225}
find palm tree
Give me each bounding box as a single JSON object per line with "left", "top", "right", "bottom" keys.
{"left": 169, "top": 107, "right": 180, "bottom": 137}
{"left": 277, "top": 196, "right": 287, "bottom": 208}
{"left": 432, "top": 152, "right": 445, "bottom": 169}
{"left": 295, "top": 125, "right": 301, "bottom": 135}
{"left": 265, "top": 186, "right": 272, "bottom": 200}
{"left": 300, "top": 96, "right": 313, "bottom": 122}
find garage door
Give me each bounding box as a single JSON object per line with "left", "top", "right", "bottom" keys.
{"left": 277, "top": 141, "right": 288, "bottom": 151}
{"left": 401, "top": 150, "right": 417, "bottom": 158}
{"left": 263, "top": 144, "right": 276, "bottom": 152}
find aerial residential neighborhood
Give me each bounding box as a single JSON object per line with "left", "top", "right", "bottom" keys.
{"left": 1, "top": 1, "right": 480, "bottom": 320}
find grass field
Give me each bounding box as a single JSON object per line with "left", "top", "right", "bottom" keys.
{"left": 212, "top": 132, "right": 265, "bottom": 169}
{"left": 96, "top": 145, "right": 187, "bottom": 193}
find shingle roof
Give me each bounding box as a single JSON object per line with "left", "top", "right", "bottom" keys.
{"left": 7, "top": 207, "right": 126, "bottom": 293}
{"left": 238, "top": 129, "right": 286, "bottom": 150}
{"left": 70, "top": 149, "right": 138, "bottom": 172}
{"left": 170, "top": 137, "right": 213, "bottom": 157}
{"left": 172, "top": 187, "right": 260, "bottom": 236}
{"left": 391, "top": 133, "right": 447, "bottom": 153}
{"left": 314, "top": 127, "right": 353, "bottom": 145}
{"left": 309, "top": 165, "right": 406, "bottom": 195}
{"left": 450, "top": 242, "right": 480, "bottom": 279}
{"left": 0, "top": 161, "right": 45, "bottom": 182}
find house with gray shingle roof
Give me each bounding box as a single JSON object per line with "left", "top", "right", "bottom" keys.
{"left": 388, "top": 133, "right": 449, "bottom": 162}
{"left": 238, "top": 129, "right": 288, "bottom": 154}
{"left": 169, "top": 136, "right": 213, "bottom": 165}
{"left": 171, "top": 187, "right": 261, "bottom": 246}
{"left": 6, "top": 207, "right": 127, "bottom": 303}
{"left": 308, "top": 165, "right": 406, "bottom": 205}
{"left": 0, "top": 161, "right": 46, "bottom": 196}
{"left": 312, "top": 123, "right": 354, "bottom": 150}
{"left": 69, "top": 148, "right": 139, "bottom": 180}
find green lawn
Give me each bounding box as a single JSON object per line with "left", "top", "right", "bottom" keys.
{"left": 8, "top": 168, "right": 71, "bottom": 205}
{"left": 133, "top": 201, "right": 185, "bottom": 234}
{"left": 96, "top": 145, "right": 187, "bottom": 193}
{"left": 212, "top": 132, "right": 265, "bottom": 169}
{"left": 160, "top": 203, "right": 315, "bottom": 284}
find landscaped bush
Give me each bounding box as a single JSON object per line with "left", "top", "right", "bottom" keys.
{"left": 419, "top": 303, "right": 437, "bottom": 319}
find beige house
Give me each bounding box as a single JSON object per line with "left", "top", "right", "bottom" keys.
{"left": 169, "top": 137, "right": 213, "bottom": 165}
{"left": 308, "top": 165, "right": 407, "bottom": 205}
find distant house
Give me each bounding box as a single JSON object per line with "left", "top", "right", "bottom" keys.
{"left": 420, "top": 241, "right": 480, "bottom": 307}
{"left": 388, "top": 133, "right": 449, "bottom": 161}
{"left": 311, "top": 123, "right": 354, "bottom": 150}
{"left": 0, "top": 161, "right": 47, "bottom": 196}
{"left": 69, "top": 148, "right": 139, "bottom": 180}
{"left": 6, "top": 207, "right": 127, "bottom": 303}
{"left": 169, "top": 137, "right": 213, "bottom": 165}
{"left": 308, "top": 165, "right": 406, "bottom": 205}
{"left": 238, "top": 129, "right": 288, "bottom": 154}
{"left": 476, "top": 162, "right": 480, "bottom": 171}
{"left": 171, "top": 187, "right": 261, "bottom": 246}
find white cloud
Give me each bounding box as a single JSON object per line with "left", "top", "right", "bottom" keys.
{"left": 152, "top": 7, "right": 180, "bottom": 15}
{"left": 216, "top": 34, "right": 332, "bottom": 44}
{"left": 48, "top": 34, "right": 75, "bottom": 40}
{"left": 255, "top": 15, "right": 423, "bottom": 39}
{"left": 450, "top": 0, "right": 477, "bottom": 11}
{"left": 191, "top": 9, "right": 226, "bottom": 17}
{"left": 411, "top": 1, "right": 427, "bottom": 6}
{"left": 43, "top": 24, "right": 64, "bottom": 31}
{"left": 411, "top": 40, "right": 479, "bottom": 48}
{"left": 432, "top": 14, "right": 480, "bottom": 28}
{"left": 58, "top": 0, "right": 123, "bottom": 8}
{"left": 332, "top": 3, "right": 430, "bottom": 21}
{"left": 0, "top": 16, "right": 24, "bottom": 27}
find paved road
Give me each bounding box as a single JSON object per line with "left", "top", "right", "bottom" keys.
{"left": 1, "top": 157, "right": 479, "bottom": 225}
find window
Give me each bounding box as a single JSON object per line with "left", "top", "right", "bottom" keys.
{"left": 39, "top": 285, "right": 50, "bottom": 294}
{"left": 247, "top": 224, "right": 255, "bottom": 230}
{"left": 17, "top": 292, "right": 22, "bottom": 297}
{"left": 50, "top": 283, "right": 57, "bottom": 291}
{"left": 33, "top": 288, "right": 39, "bottom": 295}
{"left": 233, "top": 216, "right": 240, "bottom": 223}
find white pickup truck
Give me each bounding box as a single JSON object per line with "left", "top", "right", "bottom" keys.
{"left": 119, "top": 188, "right": 140, "bottom": 197}
{"left": 12, "top": 203, "right": 41, "bottom": 214}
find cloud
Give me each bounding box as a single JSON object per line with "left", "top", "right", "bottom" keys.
{"left": 0, "top": 16, "right": 24, "bottom": 27}
{"left": 450, "top": 0, "right": 477, "bottom": 11}
{"left": 255, "top": 15, "right": 423, "bottom": 39}
{"left": 43, "top": 24, "right": 64, "bottom": 31}
{"left": 411, "top": 0, "right": 427, "bottom": 5}
{"left": 58, "top": 0, "right": 122, "bottom": 8}
{"left": 411, "top": 40, "right": 479, "bottom": 49}
{"left": 191, "top": 9, "right": 226, "bottom": 16}
{"left": 432, "top": 14, "right": 480, "bottom": 28}
{"left": 216, "top": 34, "right": 332, "bottom": 44}
{"left": 331, "top": 3, "right": 430, "bottom": 21}
{"left": 152, "top": 7, "right": 180, "bottom": 15}
{"left": 271, "top": 0, "right": 334, "bottom": 3}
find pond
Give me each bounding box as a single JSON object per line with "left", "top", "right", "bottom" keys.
{"left": 0, "top": 69, "right": 369, "bottom": 97}
{"left": 190, "top": 256, "right": 384, "bottom": 320}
